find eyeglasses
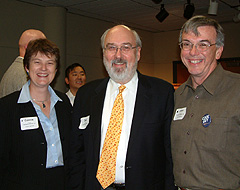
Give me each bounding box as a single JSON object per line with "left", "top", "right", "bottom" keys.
{"left": 104, "top": 44, "right": 137, "bottom": 54}
{"left": 179, "top": 41, "right": 216, "bottom": 52}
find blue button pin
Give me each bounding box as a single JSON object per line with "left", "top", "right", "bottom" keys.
{"left": 202, "top": 114, "right": 211, "bottom": 128}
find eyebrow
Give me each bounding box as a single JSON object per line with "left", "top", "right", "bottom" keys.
{"left": 182, "top": 39, "right": 211, "bottom": 43}
{"left": 31, "top": 57, "right": 55, "bottom": 61}
{"left": 106, "top": 42, "right": 132, "bottom": 46}
{"left": 71, "top": 71, "right": 85, "bottom": 74}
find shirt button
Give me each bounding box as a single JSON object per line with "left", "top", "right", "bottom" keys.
{"left": 183, "top": 170, "right": 186, "bottom": 174}
{"left": 190, "top": 113, "right": 194, "bottom": 117}
{"left": 52, "top": 144, "right": 55, "bottom": 147}
{"left": 120, "top": 165, "right": 123, "bottom": 168}
{"left": 195, "top": 95, "right": 199, "bottom": 99}
{"left": 184, "top": 151, "right": 187, "bottom": 154}
{"left": 187, "top": 131, "right": 190, "bottom": 135}
{"left": 55, "top": 160, "right": 58, "bottom": 163}
{"left": 50, "top": 127, "right": 53, "bottom": 130}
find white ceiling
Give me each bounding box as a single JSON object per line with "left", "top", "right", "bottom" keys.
{"left": 17, "top": 0, "right": 240, "bottom": 33}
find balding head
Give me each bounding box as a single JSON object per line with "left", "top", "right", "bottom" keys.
{"left": 19, "top": 29, "right": 46, "bottom": 57}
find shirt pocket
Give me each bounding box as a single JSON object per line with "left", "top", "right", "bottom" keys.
{"left": 197, "top": 117, "right": 229, "bottom": 151}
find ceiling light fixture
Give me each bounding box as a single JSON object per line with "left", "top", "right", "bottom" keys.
{"left": 183, "top": 0, "right": 195, "bottom": 19}
{"left": 156, "top": 4, "right": 169, "bottom": 23}
{"left": 233, "top": 12, "right": 240, "bottom": 22}
{"left": 233, "top": 6, "right": 240, "bottom": 22}
{"left": 208, "top": 0, "right": 218, "bottom": 15}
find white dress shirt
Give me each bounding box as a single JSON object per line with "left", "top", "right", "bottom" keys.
{"left": 100, "top": 72, "right": 138, "bottom": 183}
{"left": 66, "top": 89, "right": 75, "bottom": 106}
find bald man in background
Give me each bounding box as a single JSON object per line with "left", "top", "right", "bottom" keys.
{"left": 0, "top": 29, "right": 46, "bottom": 98}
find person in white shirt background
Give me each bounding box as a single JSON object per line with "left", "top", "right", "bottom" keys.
{"left": 65, "top": 63, "right": 86, "bottom": 105}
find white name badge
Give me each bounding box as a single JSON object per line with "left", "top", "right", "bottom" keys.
{"left": 79, "top": 115, "right": 90, "bottom": 130}
{"left": 20, "top": 117, "right": 39, "bottom": 130}
{"left": 173, "top": 107, "right": 187, "bottom": 121}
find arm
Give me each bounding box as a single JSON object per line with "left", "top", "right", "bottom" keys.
{"left": 0, "top": 98, "right": 10, "bottom": 188}
{"left": 67, "top": 91, "right": 86, "bottom": 190}
{"left": 164, "top": 85, "right": 177, "bottom": 190}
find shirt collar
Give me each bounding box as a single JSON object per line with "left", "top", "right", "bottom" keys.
{"left": 180, "top": 64, "right": 224, "bottom": 95}
{"left": 18, "top": 80, "right": 62, "bottom": 104}
{"left": 66, "top": 89, "right": 75, "bottom": 98}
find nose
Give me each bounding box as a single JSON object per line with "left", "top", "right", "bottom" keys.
{"left": 189, "top": 45, "right": 200, "bottom": 56}
{"left": 115, "top": 47, "right": 122, "bottom": 58}
{"left": 41, "top": 63, "right": 47, "bottom": 70}
{"left": 77, "top": 74, "right": 81, "bottom": 79}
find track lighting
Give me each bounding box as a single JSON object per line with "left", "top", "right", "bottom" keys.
{"left": 183, "top": 0, "right": 195, "bottom": 19}
{"left": 208, "top": 0, "right": 218, "bottom": 15}
{"left": 233, "top": 6, "right": 240, "bottom": 22}
{"left": 233, "top": 12, "right": 240, "bottom": 22}
{"left": 156, "top": 4, "right": 169, "bottom": 23}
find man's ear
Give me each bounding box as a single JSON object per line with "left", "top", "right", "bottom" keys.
{"left": 137, "top": 47, "right": 141, "bottom": 61}
{"left": 216, "top": 46, "right": 223, "bottom": 60}
{"left": 65, "top": 77, "right": 69, "bottom": 85}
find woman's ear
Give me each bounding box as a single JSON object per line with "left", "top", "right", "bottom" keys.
{"left": 25, "top": 66, "right": 29, "bottom": 75}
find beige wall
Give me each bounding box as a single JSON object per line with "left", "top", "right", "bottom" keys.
{"left": 153, "top": 30, "right": 181, "bottom": 82}
{"left": 66, "top": 13, "right": 111, "bottom": 83}
{"left": 1, "top": 0, "right": 240, "bottom": 92}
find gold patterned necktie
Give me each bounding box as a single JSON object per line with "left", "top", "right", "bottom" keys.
{"left": 96, "top": 85, "right": 126, "bottom": 189}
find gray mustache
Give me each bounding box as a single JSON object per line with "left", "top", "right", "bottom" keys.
{"left": 111, "top": 58, "right": 127, "bottom": 65}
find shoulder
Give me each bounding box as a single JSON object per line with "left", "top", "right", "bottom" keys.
{"left": 220, "top": 70, "right": 240, "bottom": 96}
{"left": 0, "top": 91, "right": 20, "bottom": 114}
{"left": 55, "top": 90, "right": 68, "bottom": 100}
{"left": 138, "top": 72, "right": 174, "bottom": 92}
{"left": 0, "top": 91, "right": 20, "bottom": 103}
{"left": 77, "top": 78, "right": 108, "bottom": 95}
{"left": 223, "top": 69, "right": 240, "bottom": 81}
{"left": 73, "top": 78, "right": 108, "bottom": 106}
{"left": 5, "top": 57, "right": 23, "bottom": 72}
{"left": 55, "top": 90, "right": 72, "bottom": 106}
{"left": 175, "top": 81, "right": 187, "bottom": 94}
{"left": 82, "top": 78, "right": 107, "bottom": 89}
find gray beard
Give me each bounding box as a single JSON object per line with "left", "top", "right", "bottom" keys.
{"left": 103, "top": 57, "right": 138, "bottom": 84}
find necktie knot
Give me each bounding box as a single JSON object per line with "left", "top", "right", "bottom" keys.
{"left": 119, "top": 85, "right": 126, "bottom": 94}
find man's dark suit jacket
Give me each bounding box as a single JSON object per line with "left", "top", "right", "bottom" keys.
{"left": 68, "top": 72, "right": 176, "bottom": 190}
{"left": 0, "top": 90, "right": 72, "bottom": 190}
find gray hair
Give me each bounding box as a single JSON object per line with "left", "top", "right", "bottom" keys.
{"left": 179, "top": 15, "right": 224, "bottom": 47}
{"left": 100, "top": 25, "right": 142, "bottom": 50}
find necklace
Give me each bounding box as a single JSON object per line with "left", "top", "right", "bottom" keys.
{"left": 32, "top": 98, "right": 49, "bottom": 109}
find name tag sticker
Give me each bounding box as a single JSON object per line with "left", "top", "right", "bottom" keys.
{"left": 20, "top": 117, "right": 39, "bottom": 130}
{"left": 202, "top": 114, "right": 211, "bottom": 128}
{"left": 173, "top": 107, "right": 187, "bottom": 121}
{"left": 79, "top": 115, "right": 90, "bottom": 130}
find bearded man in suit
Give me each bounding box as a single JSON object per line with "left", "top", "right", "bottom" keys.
{"left": 68, "top": 25, "right": 176, "bottom": 190}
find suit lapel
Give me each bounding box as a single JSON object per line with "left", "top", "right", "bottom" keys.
{"left": 55, "top": 101, "right": 65, "bottom": 145}
{"left": 55, "top": 100, "right": 66, "bottom": 137}
{"left": 126, "top": 73, "right": 151, "bottom": 159}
